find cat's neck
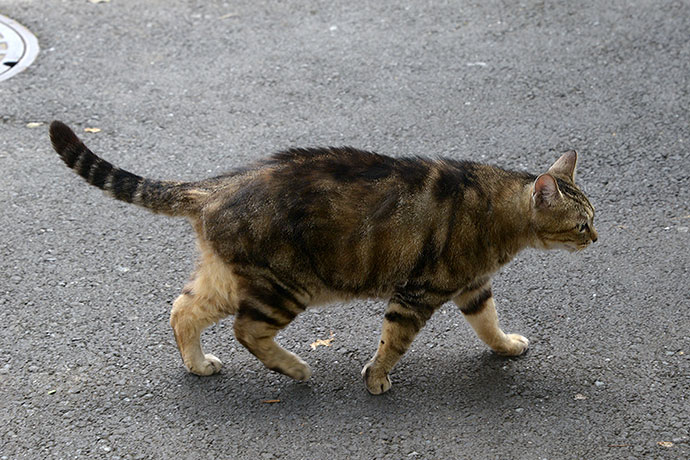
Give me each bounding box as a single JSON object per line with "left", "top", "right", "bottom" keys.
{"left": 484, "top": 175, "right": 535, "bottom": 263}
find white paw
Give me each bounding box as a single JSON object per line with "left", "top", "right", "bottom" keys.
{"left": 361, "top": 361, "right": 392, "bottom": 395}
{"left": 188, "top": 353, "right": 223, "bottom": 376}
{"left": 495, "top": 334, "right": 529, "bottom": 356}
{"left": 271, "top": 354, "right": 312, "bottom": 381}
{"left": 284, "top": 361, "right": 312, "bottom": 381}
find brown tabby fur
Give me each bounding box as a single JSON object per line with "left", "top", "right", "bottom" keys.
{"left": 49, "top": 121, "right": 597, "bottom": 394}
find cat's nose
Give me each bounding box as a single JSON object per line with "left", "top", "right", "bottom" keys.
{"left": 590, "top": 228, "right": 598, "bottom": 243}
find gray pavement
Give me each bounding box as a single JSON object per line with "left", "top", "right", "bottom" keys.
{"left": 1, "top": 0, "right": 688, "bottom": 459}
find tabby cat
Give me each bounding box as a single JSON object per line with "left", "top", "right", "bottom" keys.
{"left": 49, "top": 121, "right": 597, "bottom": 394}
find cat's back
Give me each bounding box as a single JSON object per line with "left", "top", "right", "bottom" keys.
{"left": 202, "top": 147, "right": 475, "bottom": 229}
{"left": 199, "top": 147, "right": 521, "bottom": 245}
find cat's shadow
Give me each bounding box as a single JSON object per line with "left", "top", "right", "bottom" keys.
{"left": 173, "top": 349, "right": 572, "bottom": 422}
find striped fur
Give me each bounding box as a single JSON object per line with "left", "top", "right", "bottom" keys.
{"left": 49, "top": 121, "right": 597, "bottom": 394}
{"left": 49, "top": 121, "right": 205, "bottom": 217}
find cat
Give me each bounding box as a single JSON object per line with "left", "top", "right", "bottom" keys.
{"left": 49, "top": 121, "right": 597, "bottom": 394}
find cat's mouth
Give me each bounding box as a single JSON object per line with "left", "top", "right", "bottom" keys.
{"left": 572, "top": 242, "right": 592, "bottom": 252}
{"left": 566, "top": 244, "right": 580, "bottom": 253}
{"left": 545, "top": 240, "right": 586, "bottom": 252}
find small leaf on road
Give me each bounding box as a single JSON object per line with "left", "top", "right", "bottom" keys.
{"left": 310, "top": 331, "right": 334, "bottom": 350}
{"left": 657, "top": 441, "right": 674, "bottom": 448}
{"left": 84, "top": 128, "right": 101, "bottom": 133}
{"left": 262, "top": 399, "right": 280, "bottom": 404}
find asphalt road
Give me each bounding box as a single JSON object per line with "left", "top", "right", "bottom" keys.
{"left": 1, "top": 1, "right": 688, "bottom": 459}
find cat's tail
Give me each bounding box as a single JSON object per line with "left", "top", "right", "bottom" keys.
{"left": 49, "top": 121, "right": 206, "bottom": 217}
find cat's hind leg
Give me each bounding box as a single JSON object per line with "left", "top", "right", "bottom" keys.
{"left": 170, "top": 287, "right": 228, "bottom": 376}
{"left": 453, "top": 281, "right": 529, "bottom": 356}
{"left": 170, "top": 248, "right": 238, "bottom": 376}
{"left": 233, "top": 277, "right": 311, "bottom": 381}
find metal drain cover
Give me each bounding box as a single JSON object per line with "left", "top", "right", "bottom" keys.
{"left": 0, "top": 14, "right": 39, "bottom": 82}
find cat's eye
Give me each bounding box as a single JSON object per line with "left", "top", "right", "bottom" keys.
{"left": 578, "top": 223, "right": 589, "bottom": 233}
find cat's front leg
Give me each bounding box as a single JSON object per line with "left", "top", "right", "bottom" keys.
{"left": 453, "top": 282, "right": 529, "bottom": 356}
{"left": 362, "top": 299, "right": 436, "bottom": 394}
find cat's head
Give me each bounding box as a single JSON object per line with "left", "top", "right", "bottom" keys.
{"left": 530, "top": 150, "right": 598, "bottom": 252}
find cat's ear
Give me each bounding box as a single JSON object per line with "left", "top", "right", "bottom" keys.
{"left": 532, "top": 173, "right": 561, "bottom": 208}
{"left": 547, "top": 150, "right": 577, "bottom": 182}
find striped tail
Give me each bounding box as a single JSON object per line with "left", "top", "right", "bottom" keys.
{"left": 49, "top": 121, "right": 204, "bottom": 217}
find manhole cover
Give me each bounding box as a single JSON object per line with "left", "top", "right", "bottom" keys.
{"left": 0, "top": 14, "right": 39, "bottom": 82}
